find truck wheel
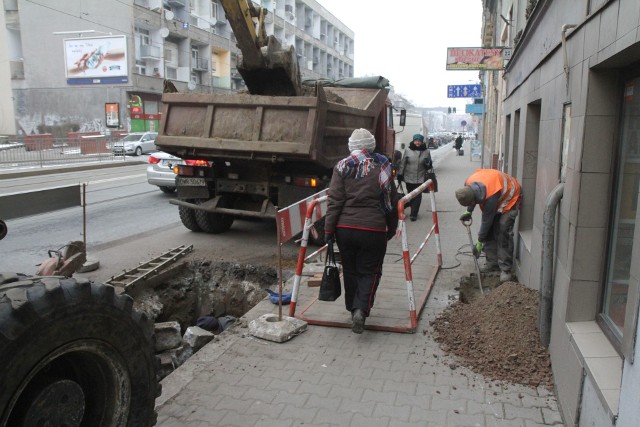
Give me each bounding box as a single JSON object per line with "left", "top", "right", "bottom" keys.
{"left": 179, "top": 201, "right": 201, "bottom": 232}
{"left": 195, "top": 197, "right": 234, "bottom": 234}
{"left": 0, "top": 274, "right": 160, "bottom": 427}
{"left": 0, "top": 219, "right": 6, "bottom": 240}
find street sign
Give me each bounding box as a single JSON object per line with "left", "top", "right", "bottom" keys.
{"left": 447, "top": 84, "right": 482, "bottom": 98}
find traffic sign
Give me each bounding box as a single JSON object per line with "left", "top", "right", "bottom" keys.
{"left": 447, "top": 84, "right": 482, "bottom": 98}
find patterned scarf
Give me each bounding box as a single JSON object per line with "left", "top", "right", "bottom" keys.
{"left": 336, "top": 150, "right": 393, "bottom": 212}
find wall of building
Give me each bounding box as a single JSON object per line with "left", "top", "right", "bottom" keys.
{"left": 496, "top": 0, "right": 640, "bottom": 425}
{"left": 0, "top": 5, "right": 16, "bottom": 135}
{"left": 5, "top": 0, "right": 354, "bottom": 137}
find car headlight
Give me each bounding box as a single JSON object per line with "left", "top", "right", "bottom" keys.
{"left": 125, "top": 143, "right": 134, "bottom": 149}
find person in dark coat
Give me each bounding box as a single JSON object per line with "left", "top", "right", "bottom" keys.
{"left": 396, "top": 133, "right": 433, "bottom": 221}
{"left": 324, "top": 128, "right": 399, "bottom": 334}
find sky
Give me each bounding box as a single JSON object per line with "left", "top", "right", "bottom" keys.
{"left": 316, "top": 0, "right": 483, "bottom": 110}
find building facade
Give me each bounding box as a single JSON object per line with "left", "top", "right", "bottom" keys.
{"left": 0, "top": 0, "right": 353, "bottom": 137}
{"left": 481, "top": 0, "right": 640, "bottom": 425}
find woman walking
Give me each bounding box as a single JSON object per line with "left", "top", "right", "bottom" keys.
{"left": 324, "top": 128, "right": 399, "bottom": 334}
{"left": 396, "top": 133, "right": 433, "bottom": 221}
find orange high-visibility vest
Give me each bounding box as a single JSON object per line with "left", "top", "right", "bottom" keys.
{"left": 465, "top": 169, "right": 521, "bottom": 213}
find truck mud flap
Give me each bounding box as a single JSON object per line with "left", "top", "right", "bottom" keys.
{"left": 170, "top": 197, "right": 277, "bottom": 219}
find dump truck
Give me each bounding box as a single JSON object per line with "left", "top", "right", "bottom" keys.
{"left": 156, "top": 79, "right": 399, "bottom": 237}
{"left": 155, "top": 0, "right": 399, "bottom": 238}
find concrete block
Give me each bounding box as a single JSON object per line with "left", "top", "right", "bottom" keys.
{"left": 183, "top": 326, "right": 215, "bottom": 351}
{"left": 248, "top": 313, "right": 307, "bottom": 343}
{"left": 155, "top": 321, "right": 182, "bottom": 352}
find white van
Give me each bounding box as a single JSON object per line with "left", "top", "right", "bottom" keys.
{"left": 393, "top": 112, "right": 426, "bottom": 152}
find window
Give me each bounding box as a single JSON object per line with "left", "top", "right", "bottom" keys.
{"left": 136, "top": 27, "right": 150, "bottom": 46}
{"left": 135, "top": 59, "right": 146, "bottom": 75}
{"left": 603, "top": 77, "right": 640, "bottom": 344}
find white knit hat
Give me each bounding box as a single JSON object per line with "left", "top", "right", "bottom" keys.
{"left": 348, "top": 128, "right": 376, "bottom": 152}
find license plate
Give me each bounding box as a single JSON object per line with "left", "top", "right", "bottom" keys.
{"left": 178, "top": 177, "right": 207, "bottom": 186}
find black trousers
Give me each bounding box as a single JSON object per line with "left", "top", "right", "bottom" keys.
{"left": 335, "top": 228, "right": 387, "bottom": 316}
{"left": 404, "top": 182, "right": 423, "bottom": 218}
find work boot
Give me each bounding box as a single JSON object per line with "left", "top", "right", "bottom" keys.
{"left": 352, "top": 309, "right": 365, "bottom": 334}
{"left": 480, "top": 263, "right": 499, "bottom": 273}
{"left": 500, "top": 271, "right": 512, "bottom": 282}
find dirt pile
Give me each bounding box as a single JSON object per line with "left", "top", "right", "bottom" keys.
{"left": 431, "top": 281, "right": 553, "bottom": 388}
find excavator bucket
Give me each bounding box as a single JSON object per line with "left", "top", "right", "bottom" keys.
{"left": 220, "top": 0, "right": 301, "bottom": 96}
{"left": 237, "top": 36, "right": 302, "bottom": 96}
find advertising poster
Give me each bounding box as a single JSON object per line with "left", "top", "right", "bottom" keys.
{"left": 105, "top": 103, "right": 119, "bottom": 128}
{"left": 64, "top": 35, "right": 127, "bottom": 79}
{"left": 470, "top": 139, "right": 482, "bottom": 162}
{"left": 446, "top": 47, "right": 511, "bottom": 70}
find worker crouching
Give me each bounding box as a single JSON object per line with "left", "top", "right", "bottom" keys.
{"left": 455, "top": 169, "right": 522, "bottom": 283}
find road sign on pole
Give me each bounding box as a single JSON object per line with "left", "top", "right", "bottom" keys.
{"left": 447, "top": 84, "right": 482, "bottom": 98}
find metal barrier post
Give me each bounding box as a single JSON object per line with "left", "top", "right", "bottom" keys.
{"left": 288, "top": 195, "right": 327, "bottom": 317}
{"left": 397, "top": 179, "right": 439, "bottom": 330}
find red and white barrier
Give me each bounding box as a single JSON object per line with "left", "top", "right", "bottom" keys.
{"left": 283, "top": 194, "right": 328, "bottom": 317}
{"left": 276, "top": 189, "right": 328, "bottom": 244}
{"left": 397, "top": 179, "right": 441, "bottom": 330}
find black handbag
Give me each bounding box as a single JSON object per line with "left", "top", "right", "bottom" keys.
{"left": 318, "top": 243, "right": 342, "bottom": 301}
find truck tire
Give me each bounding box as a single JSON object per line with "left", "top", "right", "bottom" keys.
{"left": 0, "top": 219, "right": 6, "bottom": 240}
{"left": 0, "top": 273, "right": 160, "bottom": 427}
{"left": 195, "top": 197, "right": 234, "bottom": 234}
{"left": 179, "top": 201, "right": 201, "bottom": 232}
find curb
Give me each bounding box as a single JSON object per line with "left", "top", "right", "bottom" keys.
{"left": 0, "top": 161, "right": 147, "bottom": 179}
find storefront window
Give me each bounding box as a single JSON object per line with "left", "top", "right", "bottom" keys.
{"left": 603, "top": 77, "right": 640, "bottom": 338}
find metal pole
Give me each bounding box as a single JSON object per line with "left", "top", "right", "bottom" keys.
{"left": 82, "top": 183, "right": 87, "bottom": 250}
{"left": 462, "top": 219, "right": 484, "bottom": 295}
{"left": 276, "top": 206, "right": 283, "bottom": 321}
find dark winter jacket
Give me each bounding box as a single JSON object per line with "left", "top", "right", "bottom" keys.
{"left": 324, "top": 162, "right": 399, "bottom": 237}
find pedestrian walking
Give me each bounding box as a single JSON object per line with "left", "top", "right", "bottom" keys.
{"left": 324, "top": 128, "right": 399, "bottom": 334}
{"left": 455, "top": 168, "right": 522, "bottom": 283}
{"left": 396, "top": 133, "right": 433, "bottom": 221}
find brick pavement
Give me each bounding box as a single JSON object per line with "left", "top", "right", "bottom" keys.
{"left": 155, "top": 141, "right": 565, "bottom": 427}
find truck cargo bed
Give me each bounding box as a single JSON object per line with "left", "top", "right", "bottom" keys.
{"left": 156, "top": 86, "right": 388, "bottom": 169}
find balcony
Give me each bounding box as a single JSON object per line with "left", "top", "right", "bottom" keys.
{"left": 165, "top": 0, "right": 186, "bottom": 7}
{"left": 212, "top": 76, "right": 230, "bottom": 89}
{"left": 192, "top": 58, "right": 209, "bottom": 71}
{"left": 140, "top": 45, "right": 161, "bottom": 60}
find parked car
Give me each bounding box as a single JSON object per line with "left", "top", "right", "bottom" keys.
{"left": 112, "top": 132, "right": 158, "bottom": 156}
{"left": 146, "top": 151, "right": 182, "bottom": 193}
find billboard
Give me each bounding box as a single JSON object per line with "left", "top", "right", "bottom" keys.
{"left": 446, "top": 47, "right": 511, "bottom": 70}
{"left": 64, "top": 35, "right": 127, "bottom": 80}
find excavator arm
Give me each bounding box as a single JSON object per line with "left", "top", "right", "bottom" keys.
{"left": 220, "top": 0, "right": 302, "bottom": 96}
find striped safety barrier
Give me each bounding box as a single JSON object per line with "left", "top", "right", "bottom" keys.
{"left": 276, "top": 189, "right": 328, "bottom": 244}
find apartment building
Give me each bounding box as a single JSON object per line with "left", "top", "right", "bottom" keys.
{"left": 0, "top": 0, "right": 354, "bottom": 136}
{"left": 480, "top": 0, "right": 640, "bottom": 425}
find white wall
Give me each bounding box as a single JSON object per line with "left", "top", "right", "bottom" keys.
{"left": 617, "top": 321, "right": 640, "bottom": 426}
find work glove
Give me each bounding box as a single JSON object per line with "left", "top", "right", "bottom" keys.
{"left": 472, "top": 241, "right": 483, "bottom": 259}
{"left": 396, "top": 174, "right": 404, "bottom": 183}
{"left": 325, "top": 232, "right": 334, "bottom": 246}
{"left": 459, "top": 210, "right": 472, "bottom": 222}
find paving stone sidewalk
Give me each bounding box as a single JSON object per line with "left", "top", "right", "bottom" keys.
{"left": 155, "top": 143, "right": 565, "bottom": 427}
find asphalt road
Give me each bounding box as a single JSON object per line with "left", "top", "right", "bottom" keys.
{"left": 0, "top": 162, "right": 299, "bottom": 279}
{"left": 0, "top": 142, "right": 458, "bottom": 280}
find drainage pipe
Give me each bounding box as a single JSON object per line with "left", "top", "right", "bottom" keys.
{"left": 562, "top": 24, "right": 577, "bottom": 76}
{"left": 540, "top": 183, "right": 564, "bottom": 347}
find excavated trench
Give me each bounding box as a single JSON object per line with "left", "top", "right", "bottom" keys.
{"left": 130, "top": 259, "right": 290, "bottom": 334}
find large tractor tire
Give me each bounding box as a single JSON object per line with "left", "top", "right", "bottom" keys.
{"left": 0, "top": 273, "right": 160, "bottom": 427}
{"left": 178, "top": 200, "right": 201, "bottom": 232}
{"left": 194, "top": 197, "right": 234, "bottom": 234}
